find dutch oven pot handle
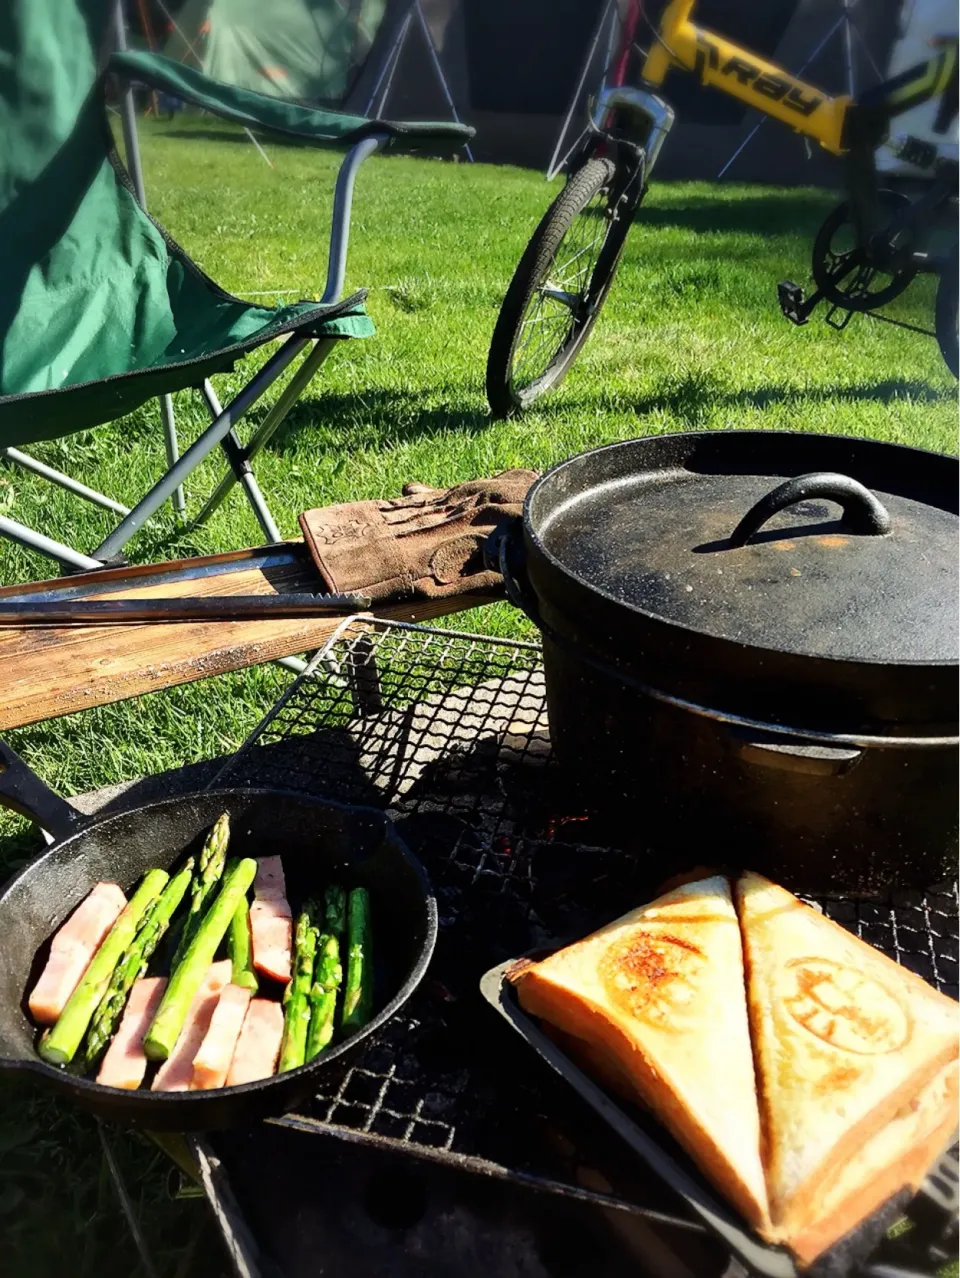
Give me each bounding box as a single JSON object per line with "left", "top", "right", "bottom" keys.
{"left": 728, "top": 472, "right": 892, "bottom": 548}
{"left": 0, "top": 739, "right": 86, "bottom": 841}
{"left": 486, "top": 519, "right": 543, "bottom": 628}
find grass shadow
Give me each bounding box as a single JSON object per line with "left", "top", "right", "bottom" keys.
{"left": 628, "top": 374, "right": 951, "bottom": 420}
{"left": 635, "top": 192, "right": 835, "bottom": 237}
{"left": 249, "top": 387, "right": 514, "bottom": 453}
{"left": 581, "top": 190, "right": 835, "bottom": 236}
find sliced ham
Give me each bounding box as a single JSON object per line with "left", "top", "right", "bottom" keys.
{"left": 191, "top": 984, "right": 254, "bottom": 1090}
{"left": 29, "top": 882, "right": 127, "bottom": 1025}
{"left": 96, "top": 977, "right": 167, "bottom": 1091}
{"left": 250, "top": 901, "right": 293, "bottom": 983}
{"left": 151, "top": 960, "right": 232, "bottom": 1092}
{"left": 226, "top": 999, "right": 285, "bottom": 1087}
{"left": 251, "top": 856, "right": 292, "bottom": 983}
{"left": 254, "top": 856, "right": 287, "bottom": 900}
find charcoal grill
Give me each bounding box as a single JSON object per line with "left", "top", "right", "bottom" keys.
{"left": 109, "top": 619, "right": 959, "bottom": 1278}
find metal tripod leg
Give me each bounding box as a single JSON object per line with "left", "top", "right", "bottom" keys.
{"left": 98, "top": 1123, "right": 162, "bottom": 1278}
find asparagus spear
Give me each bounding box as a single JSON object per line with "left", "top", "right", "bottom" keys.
{"left": 143, "top": 857, "right": 258, "bottom": 1061}
{"left": 278, "top": 911, "right": 319, "bottom": 1072}
{"left": 170, "top": 812, "right": 230, "bottom": 969}
{"left": 305, "top": 932, "right": 342, "bottom": 1062}
{"left": 340, "top": 887, "right": 374, "bottom": 1036}
{"left": 39, "top": 870, "right": 169, "bottom": 1067}
{"left": 303, "top": 885, "right": 346, "bottom": 1061}
{"left": 79, "top": 857, "right": 195, "bottom": 1070}
{"left": 324, "top": 885, "right": 347, "bottom": 939}
{"left": 228, "top": 900, "right": 258, "bottom": 993}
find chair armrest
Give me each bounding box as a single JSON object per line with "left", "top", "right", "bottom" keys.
{"left": 109, "top": 51, "right": 474, "bottom": 156}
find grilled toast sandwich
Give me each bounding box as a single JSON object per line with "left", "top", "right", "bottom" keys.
{"left": 510, "top": 870, "right": 959, "bottom": 1267}
{"left": 786, "top": 1057, "right": 958, "bottom": 1267}
{"left": 510, "top": 875, "right": 772, "bottom": 1235}
{"left": 736, "top": 871, "right": 959, "bottom": 1244}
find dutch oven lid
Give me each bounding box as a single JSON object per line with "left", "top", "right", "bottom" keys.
{"left": 530, "top": 432, "right": 959, "bottom": 665}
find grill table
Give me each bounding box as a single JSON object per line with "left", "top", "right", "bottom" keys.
{"left": 114, "top": 620, "right": 958, "bottom": 1278}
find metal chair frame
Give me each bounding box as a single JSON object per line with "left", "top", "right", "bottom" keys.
{"left": 0, "top": 3, "right": 386, "bottom": 575}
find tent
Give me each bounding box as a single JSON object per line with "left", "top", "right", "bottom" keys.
{"left": 162, "top": 0, "right": 388, "bottom": 105}
{"left": 143, "top": 0, "right": 934, "bottom": 184}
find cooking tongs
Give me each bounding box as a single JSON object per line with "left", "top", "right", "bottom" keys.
{"left": 0, "top": 592, "right": 372, "bottom": 626}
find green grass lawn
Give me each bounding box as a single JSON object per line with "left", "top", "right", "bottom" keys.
{"left": 0, "top": 119, "right": 956, "bottom": 1276}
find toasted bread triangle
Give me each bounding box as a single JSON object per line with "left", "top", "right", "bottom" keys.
{"left": 787, "top": 1057, "right": 958, "bottom": 1267}
{"left": 735, "top": 872, "right": 959, "bottom": 1237}
{"left": 511, "top": 875, "right": 772, "bottom": 1235}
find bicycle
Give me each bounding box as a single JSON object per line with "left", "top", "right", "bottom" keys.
{"left": 485, "top": 0, "right": 958, "bottom": 416}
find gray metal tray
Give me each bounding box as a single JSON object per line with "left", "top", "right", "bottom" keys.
{"left": 480, "top": 957, "right": 956, "bottom": 1278}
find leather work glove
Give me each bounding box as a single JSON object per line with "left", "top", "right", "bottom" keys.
{"left": 298, "top": 470, "right": 537, "bottom": 604}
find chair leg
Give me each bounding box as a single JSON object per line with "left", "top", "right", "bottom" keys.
{"left": 192, "top": 338, "right": 336, "bottom": 529}
{"left": 90, "top": 335, "right": 308, "bottom": 562}
{"left": 2, "top": 448, "right": 131, "bottom": 516}
{"left": 198, "top": 385, "right": 282, "bottom": 543}
{"left": 159, "top": 394, "right": 186, "bottom": 519}
{"left": 0, "top": 514, "right": 103, "bottom": 572}
{"left": 114, "top": 3, "right": 186, "bottom": 526}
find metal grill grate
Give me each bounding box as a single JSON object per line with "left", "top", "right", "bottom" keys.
{"left": 216, "top": 618, "right": 959, "bottom": 1221}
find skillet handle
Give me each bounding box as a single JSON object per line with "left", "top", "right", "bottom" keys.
{"left": 0, "top": 739, "right": 85, "bottom": 840}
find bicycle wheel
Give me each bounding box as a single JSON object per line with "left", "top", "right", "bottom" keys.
{"left": 935, "top": 246, "right": 958, "bottom": 376}
{"left": 811, "top": 191, "right": 918, "bottom": 312}
{"left": 486, "top": 156, "right": 640, "bottom": 417}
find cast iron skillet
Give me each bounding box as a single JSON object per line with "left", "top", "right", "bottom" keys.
{"left": 0, "top": 741, "right": 437, "bottom": 1130}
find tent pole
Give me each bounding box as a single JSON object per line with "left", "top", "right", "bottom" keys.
{"left": 412, "top": 1, "right": 474, "bottom": 161}
{"left": 113, "top": 0, "right": 185, "bottom": 518}
{"left": 372, "top": 12, "right": 412, "bottom": 117}
{"left": 365, "top": 7, "right": 412, "bottom": 115}
{"left": 841, "top": 0, "right": 856, "bottom": 97}
{"left": 716, "top": 10, "right": 847, "bottom": 179}
{"left": 546, "top": 0, "right": 618, "bottom": 181}
{"left": 549, "top": 0, "right": 623, "bottom": 180}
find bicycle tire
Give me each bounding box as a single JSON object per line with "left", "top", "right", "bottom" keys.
{"left": 486, "top": 156, "right": 640, "bottom": 417}
{"left": 811, "top": 193, "right": 918, "bottom": 312}
{"left": 935, "top": 246, "right": 958, "bottom": 376}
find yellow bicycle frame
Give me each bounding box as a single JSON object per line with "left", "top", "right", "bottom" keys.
{"left": 638, "top": 0, "right": 957, "bottom": 158}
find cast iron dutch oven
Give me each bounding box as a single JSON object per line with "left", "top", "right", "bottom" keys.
{"left": 0, "top": 742, "right": 437, "bottom": 1129}
{"left": 498, "top": 430, "right": 958, "bottom": 894}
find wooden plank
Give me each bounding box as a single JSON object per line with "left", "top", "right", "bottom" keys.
{"left": 0, "top": 543, "right": 492, "bottom": 730}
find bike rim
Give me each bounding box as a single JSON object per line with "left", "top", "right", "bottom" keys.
{"left": 510, "top": 188, "right": 613, "bottom": 400}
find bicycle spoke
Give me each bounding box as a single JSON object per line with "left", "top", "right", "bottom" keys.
{"left": 514, "top": 297, "right": 570, "bottom": 385}
{"left": 509, "top": 183, "right": 614, "bottom": 393}
{"left": 552, "top": 228, "right": 607, "bottom": 288}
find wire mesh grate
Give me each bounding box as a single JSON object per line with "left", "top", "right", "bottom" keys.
{"left": 218, "top": 618, "right": 959, "bottom": 1214}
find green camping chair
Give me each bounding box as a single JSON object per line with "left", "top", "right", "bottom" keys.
{"left": 0, "top": 0, "right": 472, "bottom": 572}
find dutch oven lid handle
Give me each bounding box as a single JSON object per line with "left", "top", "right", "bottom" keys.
{"left": 727, "top": 472, "right": 892, "bottom": 548}
{"left": 0, "top": 739, "right": 85, "bottom": 840}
